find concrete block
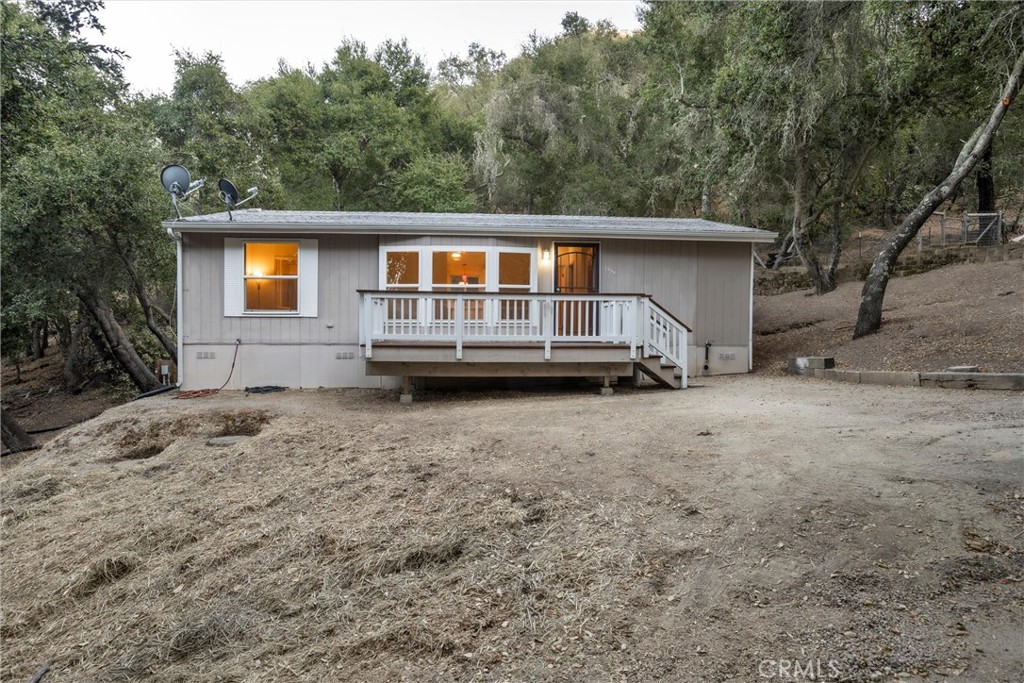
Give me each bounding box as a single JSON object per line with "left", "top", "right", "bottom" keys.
{"left": 399, "top": 393, "right": 414, "bottom": 403}
{"left": 599, "top": 386, "right": 614, "bottom": 396}
{"left": 920, "top": 372, "right": 1024, "bottom": 391}
{"left": 832, "top": 370, "right": 861, "bottom": 383}
{"left": 788, "top": 357, "right": 835, "bottom": 375}
{"left": 790, "top": 356, "right": 835, "bottom": 371}
{"left": 946, "top": 365, "right": 980, "bottom": 373}
{"left": 859, "top": 371, "right": 920, "bottom": 387}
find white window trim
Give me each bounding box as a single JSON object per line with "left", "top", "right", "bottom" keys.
{"left": 224, "top": 238, "right": 318, "bottom": 317}
{"left": 379, "top": 245, "right": 538, "bottom": 292}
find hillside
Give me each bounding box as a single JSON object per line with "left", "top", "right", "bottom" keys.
{"left": 2, "top": 374, "right": 1022, "bottom": 682}
{"left": 754, "top": 259, "right": 1023, "bottom": 374}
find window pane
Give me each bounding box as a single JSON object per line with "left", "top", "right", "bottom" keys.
{"left": 386, "top": 251, "right": 419, "bottom": 286}
{"left": 246, "top": 279, "right": 297, "bottom": 311}
{"left": 499, "top": 252, "right": 531, "bottom": 286}
{"left": 245, "top": 242, "right": 298, "bottom": 276}
{"left": 432, "top": 251, "right": 485, "bottom": 287}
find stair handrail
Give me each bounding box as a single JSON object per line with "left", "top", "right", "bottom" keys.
{"left": 642, "top": 297, "right": 690, "bottom": 381}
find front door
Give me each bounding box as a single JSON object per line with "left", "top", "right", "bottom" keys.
{"left": 554, "top": 244, "right": 599, "bottom": 336}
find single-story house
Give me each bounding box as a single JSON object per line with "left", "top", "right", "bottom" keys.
{"left": 163, "top": 210, "right": 776, "bottom": 395}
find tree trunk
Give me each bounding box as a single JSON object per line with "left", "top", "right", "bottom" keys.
{"left": 769, "top": 234, "right": 794, "bottom": 270}
{"left": 700, "top": 182, "right": 712, "bottom": 216}
{"left": 825, "top": 198, "right": 844, "bottom": 286}
{"left": 31, "top": 321, "right": 48, "bottom": 360}
{"left": 76, "top": 286, "right": 161, "bottom": 391}
{"left": 854, "top": 50, "right": 1024, "bottom": 339}
{"left": 1, "top": 408, "right": 34, "bottom": 453}
{"left": 789, "top": 147, "right": 837, "bottom": 294}
{"left": 976, "top": 141, "right": 995, "bottom": 212}
{"left": 61, "top": 320, "right": 88, "bottom": 390}
{"left": 107, "top": 231, "right": 177, "bottom": 363}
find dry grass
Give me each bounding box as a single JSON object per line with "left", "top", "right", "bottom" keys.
{"left": 1, "top": 402, "right": 668, "bottom": 682}
{"left": 2, "top": 382, "right": 1020, "bottom": 682}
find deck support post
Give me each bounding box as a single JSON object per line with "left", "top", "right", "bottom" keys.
{"left": 599, "top": 375, "right": 614, "bottom": 396}
{"left": 399, "top": 375, "right": 414, "bottom": 403}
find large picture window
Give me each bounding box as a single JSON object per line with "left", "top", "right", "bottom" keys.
{"left": 379, "top": 246, "right": 535, "bottom": 293}
{"left": 432, "top": 251, "right": 486, "bottom": 290}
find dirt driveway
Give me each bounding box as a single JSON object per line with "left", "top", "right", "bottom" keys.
{"left": 2, "top": 376, "right": 1021, "bottom": 682}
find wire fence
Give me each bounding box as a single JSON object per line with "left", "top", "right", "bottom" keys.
{"left": 917, "top": 212, "right": 1004, "bottom": 250}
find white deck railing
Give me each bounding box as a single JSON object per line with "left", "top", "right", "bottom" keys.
{"left": 359, "top": 291, "right": 689, "bottom": 376}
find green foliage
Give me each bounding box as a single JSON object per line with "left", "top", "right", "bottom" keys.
{"left": 394, "top": 155, "right": 477, "bottom": 212}
{"left": 474, "top": 15, "right": 668, "bottom": 215}
{"left": 3, "top": 0, "right": 1022, "bottom": 386}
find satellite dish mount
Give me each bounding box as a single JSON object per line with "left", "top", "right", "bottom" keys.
{"left": 160, "top": 165, "right": 205, "bottom": 220}
{"left": 218, "top": 178, "right": 259, "bottom": 221}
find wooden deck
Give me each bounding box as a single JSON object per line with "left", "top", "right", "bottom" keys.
{"left": 359, "top": 291, "right": 689, "bottom": 388}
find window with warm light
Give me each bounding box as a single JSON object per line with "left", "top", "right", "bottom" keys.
{"left": 244, "top": 242, "right": 299, "bottom": 312}
{"left": 385, "top": 251, "right": 420, "bottom": 289}
{"left": 432, "top": 251, "right": 486, "bottom": 290}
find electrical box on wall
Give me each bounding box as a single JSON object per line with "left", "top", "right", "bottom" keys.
{"left": 154, "top": 359, "right": 177, "bottom": 385}
{"left": 719, "top": 352, "right": 736, "bottom": 360}
{"left": 335, "top": 351, "right": 355, "bottom": 360}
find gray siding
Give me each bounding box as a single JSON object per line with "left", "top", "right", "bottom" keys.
{"left": 379, "top": 236, "right": 535, "bottom": 248}
{"left": 181, "top": 232, "right": 753, "bottom": 387}
{"left": 599, "top": 239, "right": 749, "bottom": 348}
{"left": 182, "top": 232, "right": 378, "bottom": 345}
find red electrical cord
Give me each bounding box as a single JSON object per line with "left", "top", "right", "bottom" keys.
{"left": 176, "top": 341, "right": 240, "bottom": 399}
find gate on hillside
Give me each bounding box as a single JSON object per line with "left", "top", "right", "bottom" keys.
{"left": 917, "top": 212, "right": 1004, "bottom": 250}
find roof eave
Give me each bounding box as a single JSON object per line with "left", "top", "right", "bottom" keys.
{"left": 163, "top": 220, "right": 778, "bottom": 243}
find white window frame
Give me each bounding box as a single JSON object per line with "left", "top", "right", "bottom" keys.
{"left": 378, "top": 245, "right": 538, "bottom": 292}
{"left": 224, "top": 238, "right": 318, "bottom": 317}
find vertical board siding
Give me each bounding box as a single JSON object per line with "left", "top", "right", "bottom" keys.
{"left": 695, "top": 242, "right": 750, "bottom": 347}
{"left": 184, "top": 233, "right": 751, "bottom": 353}
{"left": 183, "top": 233, "right": 379, "bottom": 345}
{"left": 600, "top": 239, "right": 747, "bottom": 347}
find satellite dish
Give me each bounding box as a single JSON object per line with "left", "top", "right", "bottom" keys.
{"left": 218, "top": 177, "right": 259, "bottom": 221}
{"left": 218, "top": 178, "right": 239, "bottom": 208}
{"left": 161, "top": 165, "right": 191, "bottom": 197}
{"left": 160, "top": 164, "right": 205, "bottom": 219}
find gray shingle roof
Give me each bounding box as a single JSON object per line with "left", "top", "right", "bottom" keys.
{"left": 164, "top": 209, "right": 777, "bottom": 242}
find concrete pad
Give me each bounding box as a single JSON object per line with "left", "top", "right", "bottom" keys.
{"left": 599, "top": 386, "right": 614, "bottom": 396}
{"left": 399, "top": 393, "right": 414, "bottom": 403}
{"left": 859, "top": 371, "right": 920, "bottom": 387}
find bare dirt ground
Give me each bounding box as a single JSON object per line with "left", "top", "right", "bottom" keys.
{"left": 2, "top": 378, "right": 1021, "bottom": 682}
{"left": 0, "top": 348, "right": 119, "bottom": 447}
{"left": 754, "top": 260, "right": 1024, "bottom": 374}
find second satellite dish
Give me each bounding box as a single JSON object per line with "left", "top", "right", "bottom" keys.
{"left": 218, "top": 177, "right": 259, "bottom": 220}
{"left": 218, "top": 178, "right": 240, "bottom": 207}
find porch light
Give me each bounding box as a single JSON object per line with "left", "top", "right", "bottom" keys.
{"left": 541, "top": 249, "right": 551, "bottom": 262}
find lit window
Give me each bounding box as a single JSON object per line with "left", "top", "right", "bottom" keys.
{"left": 433, "top": 251, "right": 486, "bottom": 289}
{"left": 386, "top": 251, "right": 420, "bottom": 288}
{"left": 498, "top": 252, "right": 531, "bottom": 290}
{"left": 244, "top": 242, "right": 298, "bottom": 312}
